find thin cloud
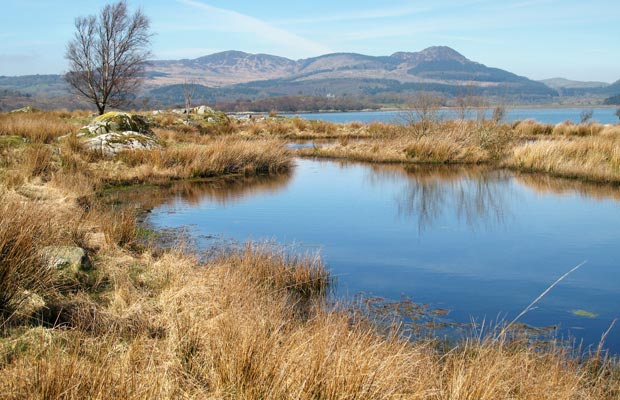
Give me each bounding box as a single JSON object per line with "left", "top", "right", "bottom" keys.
{"left": 338, "top": 3, "right": 609, "bottom": 43}
{"left": 176, "top": 0, "right": 331, "bottom": 58}
{"left": 274, "top": 5, "right": 431, "bottom": 25}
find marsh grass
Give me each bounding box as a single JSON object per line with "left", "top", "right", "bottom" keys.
{"left": 0, "top": 192, "right": 80, "bottom": 323}
{"left": 1, "top": 110, "right": 620, "bottom": 399}
{"left": 114, "top": 138, "right": 291, "bottom": 182}
{"left": 1, "top": 240, "right": 618, "bottom": 399}
{"left": 0, "top": 112, "right": 79, "bottom": 143}
{"left": 508, "top": 136, "right": 620, "bottom": 183}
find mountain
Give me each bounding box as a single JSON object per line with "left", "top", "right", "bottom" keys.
{"left": 149, "top": 50, "right": 298, "bottom": 86}
{"left": 0, "top": 75, "right": 70, "bottom": 97}
{"left": 540, "top": 77, "right": 610, "bottom": 90}
{"left": 603, "top": 80, "right": 620, "bottom": 104}
{"left": 0, "top": 46, "right": 563, "bottom": 109}
{"left": 143, "top": 46, "right": 557, "bottom": 103}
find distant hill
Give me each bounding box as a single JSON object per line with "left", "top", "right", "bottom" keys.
{"left": 0, "top": 75, "right": 70, "bottom": 97}
{"left": 540, "top": 77, "right": 609, "bottom": 90}
{"left": 144, "top": 46, "right": 557, "bottom": 104}
{"left": 603, "top": 81, "right": 620, "bottom": 105}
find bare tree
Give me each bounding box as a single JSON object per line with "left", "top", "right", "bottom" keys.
{"left": 401, "top": 91, "right": 444, "bottom": 137}
{"left": 580, "top": 109, "right": 594, "bottom": 124}
{"left": 615, "top": 107, "right": 620, "bottom": 122}
{"left": 491, "top": 105, "right": 506, "bottom": 124}
{"left": 65, "top": 1, "right": 152, "bottom": 115}
{"left": 182, "top": 79, "right": 197, "bottom": 113}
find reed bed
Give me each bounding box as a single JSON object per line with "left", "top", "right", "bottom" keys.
{"left": 508, "top": 136, "right": 620, "bottom": 183}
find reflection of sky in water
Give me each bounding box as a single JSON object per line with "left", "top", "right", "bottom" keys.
{"left": 146, "top": 158, "right": 620, "bottom": 354}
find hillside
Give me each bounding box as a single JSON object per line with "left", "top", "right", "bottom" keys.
{"left": 142, "top": 46, "right": 558, "bottom": 105}
{"left": 540, "top": 77, "right": 610, "bottom": 90}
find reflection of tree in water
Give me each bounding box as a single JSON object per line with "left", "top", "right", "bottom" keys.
{"left": 103, "top": 172, "right": 293, "bottom": 211}
{"left": 366, "top": 164, "right": 515, "bottom": 231}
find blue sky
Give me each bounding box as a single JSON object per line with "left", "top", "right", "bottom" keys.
{"left": 1, "top": 0, "right": 618, "bottom": 82}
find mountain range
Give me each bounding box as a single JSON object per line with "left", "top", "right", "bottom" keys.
{"left": 1, "top": 46, "right": 619, "bottom": 110}
{"left": 146, "top": 46, "right": 557, "bottom": 103}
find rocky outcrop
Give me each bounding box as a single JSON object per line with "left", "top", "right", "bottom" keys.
{"left": 78, "top": 112, "right": 160, "bottom": 156}
{"left": 83, "top": 131, "right": 160, "bottom": 155}
{"left": 40, "top": 246, "right": 92, "bottom": 277}
{"left": 196, "top": 105, "right": 214, "bottom": 115}
{"left": 79, "top": 112, "right": 152, "bottom": 136}
{"left": 10, "top": 106, "right": 36, "bottom": 113}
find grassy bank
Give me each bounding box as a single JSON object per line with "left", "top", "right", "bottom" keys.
{"left": 1, "top": 110, "right": 619, "bottom": 398}
{"left": 285, "top": 119, "right": 620, "bottom": 184}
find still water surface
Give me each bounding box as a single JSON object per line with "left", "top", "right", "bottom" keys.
{"left": 283, "top": 107, "right": 619, "bottom": 125}
{"left": 145, "top": 159, "right": 620, "bottom": 353}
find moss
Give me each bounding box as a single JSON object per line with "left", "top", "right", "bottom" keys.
{"left": 93, "top": 112, "right": 152, "bottom": 134}
{"left": 0, "top": 135, "right": 26, "bottom": 148}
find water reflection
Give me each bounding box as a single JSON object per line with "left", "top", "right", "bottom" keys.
{"left": 515, "top": 172, "right": 620, "bottom": 202}
{"left": 105, "top": 172, "right": 293, "bottom": 211}
{"left": 359, "top": 163, "right": 514, "bottom": 231}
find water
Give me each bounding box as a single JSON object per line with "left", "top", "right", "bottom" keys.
{"left": 283, "top": 107, "right": 619, "bottom": 125}
{"left": 143, "top": 159, "right": 620, "bottom": 353}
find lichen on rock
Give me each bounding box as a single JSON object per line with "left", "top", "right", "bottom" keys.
{"left": 77, "top": 112, "right": 161, "bottom": 156}
{"left": 79, "top": 112, "right": 153, "bottom": 137}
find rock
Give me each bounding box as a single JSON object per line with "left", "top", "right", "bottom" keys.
{"left": 10, "top": 106, "right": 36, "bottom": 113}
{"left": 196, "top": 105, "right": 214, "bottom": 115}
{"left": 14, "top": 290, "right": 46, "bottom": 319}
{"left": 77, "top": 112, "right": 161, "bottom": 156}
{"left": 40, "top": 246, "right": 91, "bottom": 273}
{"left": 82, "top": 131, "right": 160, "bottom": 156}
{"left": 78, "top": 112, "right": 152, "bottom": 136}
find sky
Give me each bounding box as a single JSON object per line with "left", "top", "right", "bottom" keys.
{"left": 0, "top": 0, "right": 618, "bottom": 82}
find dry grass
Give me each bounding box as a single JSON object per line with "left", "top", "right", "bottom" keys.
{"left": 0, "top": 112, "right": 79, "bottom": 143}
{"left": 553, "top": 121, "right": 606, "bottom": 136}
{"left": 1, "top": 110, "right": 620, "bottom": 398}
{"left": 0, "top": 190, "right": 82, "bottom": 323}
{"left": 1, "top": 239, "right": 617, "bottom": 399}
{"left": 513, "top": 119, "right": 554, "bottom": 136}
{"left": 301, "top": 121, "right": 512, "bottom": 164}
{"left": 113, "top": 138, "right": 291, "bottom": 184}
{"left": 508, "top": 136, "right": 620, "bottom": 183}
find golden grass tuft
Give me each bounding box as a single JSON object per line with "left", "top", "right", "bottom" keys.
{"left": 0, "top": 190, "right": 82, "bottom": 322}
{"left": 513, "top": 120, "right": 554, "bottom": 136}
{"left": 0, "top": 112, "right": 79, "bottom": 143}
{"left": 406, "top": 136, "right": 488, "bottom": 163}
{"left": 115, "top": 138, "right": 291, "bottom": 183}
{"left": 508, "top": 136, "right": 620, "bottom": 183}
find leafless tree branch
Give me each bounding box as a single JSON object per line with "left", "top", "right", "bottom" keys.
{"left": 65, "top": 1, "right": 152, "bottom": 115}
